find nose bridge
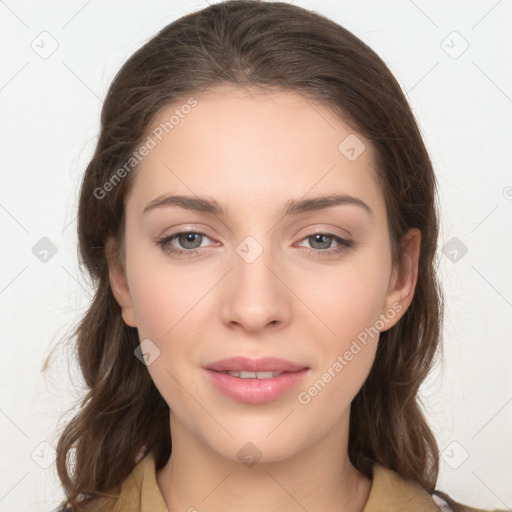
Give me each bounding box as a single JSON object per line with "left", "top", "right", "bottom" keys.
{"left": 221, "top": 232, "right": 289, "bottom": 330}
{"left": 235, "top": 233, "right": 279, "bottom": 298}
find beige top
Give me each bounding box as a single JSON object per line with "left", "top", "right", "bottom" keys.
{"left": 85, "top": 450, "right": 501, "bottom": 512}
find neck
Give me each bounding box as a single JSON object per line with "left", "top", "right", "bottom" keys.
{"left": 156, "top": 412, "right": 372, "bottom": 512}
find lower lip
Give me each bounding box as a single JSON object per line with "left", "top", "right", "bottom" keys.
{"left": 204, "top": 368, "right": 310, "bottom": 404}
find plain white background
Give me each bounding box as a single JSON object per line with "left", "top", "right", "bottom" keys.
{"left": 1, "top": 1, "right": 511, "bottom": 510}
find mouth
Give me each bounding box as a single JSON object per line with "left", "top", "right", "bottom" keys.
{"left": 213, "top": 370, "right": 290, "bottom": 379}
{"left": 204, "top": 357, "right": 310, "bottom": 404}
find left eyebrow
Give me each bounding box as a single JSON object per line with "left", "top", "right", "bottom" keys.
{"left": 282, "top": 194, "right": 373, "bottom": 218}
{"left": 142, "top": 193, "right": 373, "bottom": 218}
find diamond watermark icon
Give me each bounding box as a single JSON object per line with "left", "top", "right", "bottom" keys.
{"left": 31, "top": 441, "right": 56, "bottom": 469}
{"left": 237, "top": 442, "right": 262, "bottom": 468}
{"left": 32, "top": 237, "right": 58, "bottom": 263}
{"left": 30, "top": 31, "right": 59, "bottom": 59}
{"left": 338, "top": 134, "right": 366, "bottom": 161}
{"left": 441, "top": 441, "right": 469, "bottom": 470}
{"left": 236, "top": 236, "right": 263, "bottom": 264}
{"left": 441, "top": 31, "right": 469, "bottom": 60}
{"left": 134, "top": 338, "right": 161, "bottom": 366}
{"left": 442, "top": 236, "right": 468, "bottom": 263}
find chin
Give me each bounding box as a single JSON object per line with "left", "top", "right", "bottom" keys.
{"left": 209, "top": 426, "right": 314, "bottom": 467}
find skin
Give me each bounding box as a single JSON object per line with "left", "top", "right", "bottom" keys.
{"left": 107, "top": 86, "right": 421, "bottom": 512}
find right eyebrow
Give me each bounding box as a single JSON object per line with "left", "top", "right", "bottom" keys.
{"left": 143, "top": 194, "right": 226, "bottom": 216}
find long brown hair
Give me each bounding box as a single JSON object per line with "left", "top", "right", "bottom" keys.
{"left": 51, "top": 1, "right": 444, "bottom": 509}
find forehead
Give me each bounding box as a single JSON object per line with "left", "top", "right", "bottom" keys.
{"left": 126, "top": 86, "right": 385, "bottom": 222}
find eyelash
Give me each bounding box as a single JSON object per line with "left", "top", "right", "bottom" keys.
{"left": 154, "top": 230, "right": 353, "bottom": 258}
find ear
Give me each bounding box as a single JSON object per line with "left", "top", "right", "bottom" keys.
{"left": 105, "top": 236, "right": 137, "bottom": 328}
{"left": 379, "top": 228, "right": 421, "bottom": 332}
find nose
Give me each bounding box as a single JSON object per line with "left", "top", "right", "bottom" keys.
{"left": 219, "top": 237, "right": 291, "bottom": 334}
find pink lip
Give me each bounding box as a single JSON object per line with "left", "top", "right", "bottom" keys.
{"left": 205, "top": 356, "right": 307, "bottom": 373}
{"left": 204, "top": 357, "right": 310, "bottom": 404}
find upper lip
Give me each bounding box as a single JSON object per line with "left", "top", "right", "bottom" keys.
{"left": 205, "top": 356, "right": 307, "bottom": 373}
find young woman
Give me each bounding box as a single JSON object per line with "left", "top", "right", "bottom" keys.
{"left": 54, "top": 1, "right": 504, "bottom": 511}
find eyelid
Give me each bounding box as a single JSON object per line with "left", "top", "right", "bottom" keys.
{"left": 156, "top": 223, "right": 215, "bottom": 238}
{"left": 294, "top": 224, "right": 353, "bottom": 243}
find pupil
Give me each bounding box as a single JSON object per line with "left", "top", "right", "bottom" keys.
{"left": 313, "top": 234, "right": 330, "bottom": 249}
{"left": 180, "top": 232, "right": 201, "bottom": 249}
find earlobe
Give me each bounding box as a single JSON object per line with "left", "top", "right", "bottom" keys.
{"left": 105, "top": 237, "right": 138, "bottom": 328}
{"left": 380, "top": 228, "right": 421, "bottom": 330}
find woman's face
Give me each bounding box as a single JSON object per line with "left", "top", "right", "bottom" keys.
{"left": 108, "top": 86, "right": 419, "bottom": 465}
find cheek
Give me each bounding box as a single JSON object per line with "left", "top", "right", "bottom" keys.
{"left": 295, "top": 244, "right": 391, "bottom": 395}
{"left": 127, "top": 264, "right": 205, "bottom": 412}
{"left": 296, "top": 272, "right": 386, "bottom": 416}
{"left": 297, "top": 341, "right": 377, "bottom": 432}
{"left": 301, "top": 247, "right": 391, "bottom": 339}
{"left": 125, "top": 240, "right": 206, "bottom": 340}
{"left": 125, "top": 245, "right": 208, "bottom": 393}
